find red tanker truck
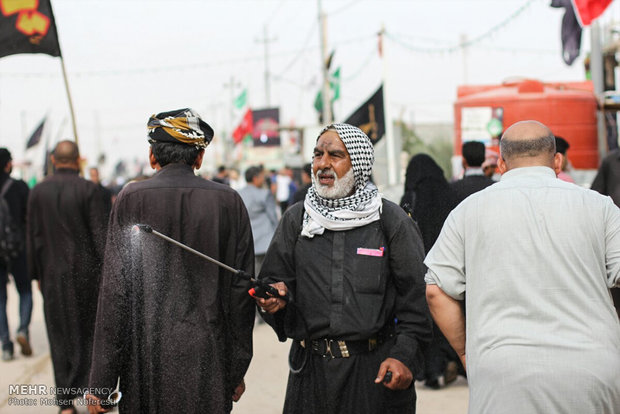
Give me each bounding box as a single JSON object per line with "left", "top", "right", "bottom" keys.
{"left": 453, "top": 79, "right": 600, "bottom": 181}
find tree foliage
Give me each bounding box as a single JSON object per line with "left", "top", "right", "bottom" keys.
{"left": 398, "top": 121, "right": 454, "bottom": 179}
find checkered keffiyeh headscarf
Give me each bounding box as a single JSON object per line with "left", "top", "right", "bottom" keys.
{"left": 302, "top": 123, "right": 382, "bottom": 237}
{"left": 147, "top": 108, "right": 214, "bottom": 149}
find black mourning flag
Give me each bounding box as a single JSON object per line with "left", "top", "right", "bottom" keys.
{"left": 344, "top": 84, "right": 385, "bottom": 144}
{"left": 0, "top": 0, "right": 61, "bottom": 58}
{"left": 26, "top": 117, "right": 45, "bottom": 149}
{"left": 550, "top": 0, "right": 582, "bottom": 66}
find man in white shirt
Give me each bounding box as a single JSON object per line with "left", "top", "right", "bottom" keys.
{"left": 275, "top": 166, "right": 292, "bottom": 214}
{"left": 425, "top": 120, "right": 620, "bottom": 413}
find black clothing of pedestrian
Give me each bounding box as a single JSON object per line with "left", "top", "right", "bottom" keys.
{"left": 0, "top": 168, "right": 31, "bottom": 360}
{"left": 591, "top": 148, "right": 620, "bottom": 317}
{"left": 400, "top": 154, "right": 462, "bottom": 388}
{"left": 89, "top": 163, "right": 255, "bottom": 413}
{"left": 27, "top": 168, "right": 110, "bottom": 409}
{"left": 260, "top": 200, "right": 429, "bottom": 413}
{"left": 450, "top": 174, "right": 495, "bottom": 204}
{"left": 292, "top": 183, "right": 311, "bottom": 204}
{"left": 400, "top": 154, "right": 459, "bottom": 254}
{"left": 592, "top": 149, "right": 620, "bottom": 207}
{"left": 0, "top": 172, "right": 29, "bottom": 231}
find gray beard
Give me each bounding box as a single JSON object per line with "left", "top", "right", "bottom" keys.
{"left": 313, "top": 168, "right": 355, "bottom": 199}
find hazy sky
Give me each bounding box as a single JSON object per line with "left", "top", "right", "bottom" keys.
{"left": 0, "top": 0, "right": 617, "bottom": 177}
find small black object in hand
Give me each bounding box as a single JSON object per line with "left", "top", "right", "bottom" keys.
{"left": 249, "top": 280, "right": 288, "bottom": 301}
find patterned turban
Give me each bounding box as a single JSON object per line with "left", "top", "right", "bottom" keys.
{"left": 147, "top": 108, "right": 214, "bottom": 149}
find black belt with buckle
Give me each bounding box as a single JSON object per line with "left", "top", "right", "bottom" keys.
{"left": 299, "top": 337, "right": 379, "bottom": 359}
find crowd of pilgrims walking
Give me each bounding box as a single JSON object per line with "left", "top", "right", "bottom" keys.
{"left": 0, "top": 108, "right": 619, "bottom": 414}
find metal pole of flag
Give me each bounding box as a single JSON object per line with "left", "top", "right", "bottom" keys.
{"left": 318, "top": 0, "right": 332, "bottom": 124}
{"left": 380, "top": 24, "right": 397, "bottom": 187}
{"left": 21, "top": 111, "right": 27, "bottom": 146}
{"left": 59, "top": 56, "right": 79, "bottom": 146}
{"left": 590, "top": 21, "right": 607, "bottom": 161}
{"left": 224, "top": 76, "right": 241, "bottom": 164}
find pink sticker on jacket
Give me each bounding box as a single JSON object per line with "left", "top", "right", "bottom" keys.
{"left": 356, "top": 247, "right": 384, "bottom": 257}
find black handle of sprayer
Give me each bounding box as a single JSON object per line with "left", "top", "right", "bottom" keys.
{"left": 238, "top": 270, "right": 289, "bottom": 302}
{"left": 251, "top": 280, "right": 290, "bottom": 302}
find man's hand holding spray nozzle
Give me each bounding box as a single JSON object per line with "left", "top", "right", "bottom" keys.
{"left": 252, "top": 278, "right": 400, "bottom": 388}
{"left": 254, "top": 281, "right": 288, "bottom": 314}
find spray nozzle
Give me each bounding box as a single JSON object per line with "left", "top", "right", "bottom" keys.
{"left": 133, "top": 224, "right": 153, "bottom": 234}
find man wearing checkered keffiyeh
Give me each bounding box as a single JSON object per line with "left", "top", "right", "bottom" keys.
{"left": 301, "top": 123, "right": 382, "bottom": 237}
{"left": 256, "top": 123, "right": 430, "bottom": 414}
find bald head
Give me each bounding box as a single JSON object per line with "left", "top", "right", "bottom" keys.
{"left": 499, "top": 121, "right": 557, "bottom": 171}
{"left": 52, "top": 140, "right": 80, "bottom": 168}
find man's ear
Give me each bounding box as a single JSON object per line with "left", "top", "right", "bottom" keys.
{"left": 497, "top": 156, "right": 508, "bottom": 174}
{"left": 553, "top": 152, "right": 563, "bottom": 176}
{"left": 193, "top": 149, "right": 205, "bottom": 170}
{"left": 461, "top": 157, "right": 468, "bottom": 170}
{"left": 149, "top": 147, "right": 160, "bottom": 170}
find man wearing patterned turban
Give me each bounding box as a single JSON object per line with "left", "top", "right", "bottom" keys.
{"left": 87, "top": 109, "right": 255, "bottom": 413}
{"left": 256, "top": 123, "right": 430, "bottom": 413}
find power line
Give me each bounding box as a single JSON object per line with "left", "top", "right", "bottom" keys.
{"left": 271, "top": 74, "right": 314, "bottom": 90}
{"left": 328, "top": 0, "right": 361, "bottom": 15}
{"left": 386, "top": 0, "right": 536, "bottom": 54}
{"left": 273, "top": 44, "right": 377, "bottom": 89}
{"left": 0, "top": 33, "right": 374, "bottom": 79}
{"left": 342, "top": 48, "right": 376, "bottom": 82}
{"left": 265, "top": 0, "right": 287, "bottom": 23}
{"left": 273, "top": 22, "right": 318, "bottom": 78}
{"left": 460, "top": 0, "right": 536, "bottom": 48}
{"left": 256, "top": 25, "right": 278, "bottom": 106}
{"left": 389, "top": 31, "right": 456, "bottom": 46}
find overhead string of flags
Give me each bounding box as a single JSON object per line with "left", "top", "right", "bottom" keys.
{"left": 386, "top": 0, "right": 612, "bottom": 66}
{"left": 386, "top": 0, "right": 537, "bottom": 55}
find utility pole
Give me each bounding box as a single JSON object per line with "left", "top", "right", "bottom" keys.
{"left": 256, "top": 24, "right": 276, "bottom": 107}
{"left": 21, "top": 111, "right": 27, "bottom": 147}
{"left": 224, "top": 76, "right": 242, "bottom": 133}
{"left": 591, "top": 21, "right": 607, "bottom": 160}
{"left": 318, "top": 0, "right": 332, "bottom": 124}
{"left": 223, "top": 76, "right": 241, "bottom": 164}
{"left": 380, "top": 24, "right": 397, "bottom": 187}
{"left": 94, "top": 110, "right": 102, "bottom": 165}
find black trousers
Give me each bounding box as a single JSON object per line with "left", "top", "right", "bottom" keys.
{"left": 612, "top": 288, "right": 620, "bottom": 319}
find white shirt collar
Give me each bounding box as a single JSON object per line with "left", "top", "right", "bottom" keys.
{"left": 500, "top": 166, "right": 556, "bottom": 181}
{"left": 464, "top": 167, "right": 484, "bottom": 177}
